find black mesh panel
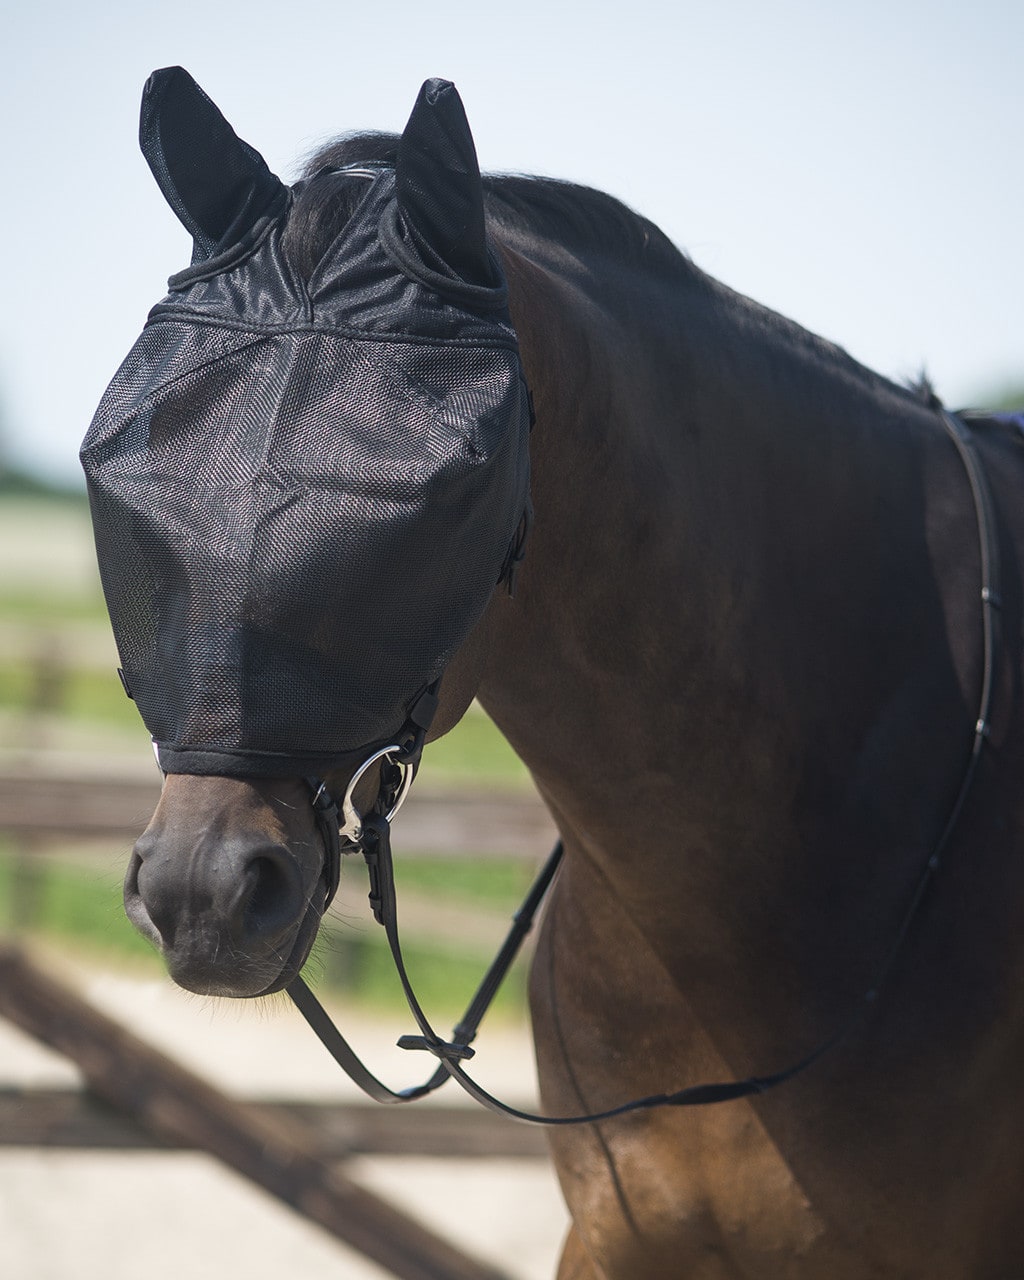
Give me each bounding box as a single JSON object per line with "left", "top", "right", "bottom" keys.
{"left": 82, "top": 167, "right": 530, "bottom": 776}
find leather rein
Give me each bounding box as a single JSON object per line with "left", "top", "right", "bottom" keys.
{"left": 287, "top": 408, "right": 1001, "bottom": 1125}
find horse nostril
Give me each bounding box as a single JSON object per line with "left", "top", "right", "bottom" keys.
{"left": 240, "top": 853, "right": 304, "bottom": 939}
{"left": 123, "top": 849, "right": 167, "bottom": 950}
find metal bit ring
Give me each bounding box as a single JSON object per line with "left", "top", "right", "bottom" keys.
{"left": 339, "top": 745, "right": 414, "bottom": 846}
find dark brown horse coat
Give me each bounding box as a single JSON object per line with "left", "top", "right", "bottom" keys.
{"left": 118, "top": 81, "right": 1024, "bottom": 1278}
{"left": 479, "top": 220, "right": 1024, "bottom": 1277}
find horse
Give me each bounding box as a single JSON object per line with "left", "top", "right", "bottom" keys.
{"left": 83, "top": 70, "right": 1024, "bottom": 1278}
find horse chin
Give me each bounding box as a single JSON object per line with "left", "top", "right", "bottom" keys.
{"left": 247, "top": 887, "right": 326, "bottom": 997}
{"left": 125, "top": 876, "right": 328, "bottom": 999}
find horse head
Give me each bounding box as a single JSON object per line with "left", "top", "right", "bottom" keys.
{"left": 83, "top": 69, "right": 531, "bottom": 996}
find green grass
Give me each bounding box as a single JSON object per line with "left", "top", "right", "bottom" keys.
{"left": 420, "top": 711, "right": 528, "bottom": 786}
{"left": 311, "top": 923, "right": 528, "bottom": 1018}
{"left": 0, "top": 845, "right": 163, "bottom": 970}
{"left": 0, "top": 660, "right": 141, "bottom": 730}
{"left": 0, "top": 843, "right": 534, "bottom": 1016}
{"left": 392, "top": 855, "right": 535, "bottom": 905}
{"left": 0, "top": 589, "right": 109, "bottom": 625}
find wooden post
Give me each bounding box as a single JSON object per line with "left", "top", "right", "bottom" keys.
{"left": 0, "top": 944, "right": 513, "bottom": 1280}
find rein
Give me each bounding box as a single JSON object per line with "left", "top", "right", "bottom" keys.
{"left": 287, "top": 408, "right": 1001, "bottom": 1125}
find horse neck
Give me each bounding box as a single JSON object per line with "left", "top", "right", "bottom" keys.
{"left": 480, "top": 237, "right": 976, "bottom": 958}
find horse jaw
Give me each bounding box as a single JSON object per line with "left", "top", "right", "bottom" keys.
{"left": 124, "top": 775, "right": 328, "bottom": 997}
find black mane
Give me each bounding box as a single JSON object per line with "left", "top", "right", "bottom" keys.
{"left": 290, "top": 132, "right": 926, "bottom": 408}
{"left": 481, "top": 174, "right": 690, "bottom": 279}
{"left": 286, "top": 132, "right": 692, "bottom": 283}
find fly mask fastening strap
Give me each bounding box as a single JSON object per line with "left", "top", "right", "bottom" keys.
{"left": 288, "top": 406, "right": 1001, "bottom": 1125}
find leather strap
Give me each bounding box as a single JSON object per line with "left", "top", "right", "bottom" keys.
{"left": 288, "top": 824, "right": 563, "bottom": 1106}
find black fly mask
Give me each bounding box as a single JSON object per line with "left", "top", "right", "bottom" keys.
{"left": 81, "top": 70, "right": 531, "bottom": 777}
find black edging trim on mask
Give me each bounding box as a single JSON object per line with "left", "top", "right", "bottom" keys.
{"left": 379, "top": 199, "right": 509, "bottom": 313}
{"left": 153, "top": 678, "right": 444, "bottom": 778}
{"left": 166, "top": 190, "right": 292, "bottom": 291}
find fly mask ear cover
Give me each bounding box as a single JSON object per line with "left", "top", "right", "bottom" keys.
{"left": 81, "top": 70, "right": 531, "bottom": 777}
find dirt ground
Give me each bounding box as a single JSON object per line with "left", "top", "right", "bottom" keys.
{"left": 0, "top": 952, "right": 568, "bottom": 1280}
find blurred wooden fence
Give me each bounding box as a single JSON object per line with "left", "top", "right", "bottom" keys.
{"left": 0, "top": 767, "right": 560, "bottom": 1278}
{"left": 0, "top": 944, "right": 544, "bottom": 1280}
{"left": 0, "top": 764, "right": 556, "bottom": 857}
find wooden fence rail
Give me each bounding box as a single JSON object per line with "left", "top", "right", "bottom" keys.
{"left": 0, "top": 1088, "right": 547, "bottom": 1159}
{"left": 0, "top": 944, "right": 523, "bottom": 1280}
{"left": 0, "top": 768, "right": 556, "bottom": 858}
{"left": 0, "top": 762, "right": 561, "bottom": 1277}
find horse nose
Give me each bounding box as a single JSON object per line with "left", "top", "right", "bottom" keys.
{"left": 125, "top": 832, "right": 307, "bottom": 995}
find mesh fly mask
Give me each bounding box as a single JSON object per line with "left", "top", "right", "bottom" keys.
{"left": 81, "top": 69, "right": 531, "bottom": 778}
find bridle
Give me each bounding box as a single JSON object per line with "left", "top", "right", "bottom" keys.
{"left": 287, "top": 406, "right": 1001, "bottom": 1125}
{"left": 303, "top": 744, "right": 415, "bottom": 909}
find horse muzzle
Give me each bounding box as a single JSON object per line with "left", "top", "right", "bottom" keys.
{"left": 124, "top": 776, "right": 330, "bottom": 997}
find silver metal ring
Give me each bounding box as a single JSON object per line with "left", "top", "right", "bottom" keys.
{"left": 339, "top": 745, "right": 414, "bottom": 845}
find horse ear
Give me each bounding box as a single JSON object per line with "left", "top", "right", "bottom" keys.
{"left": 139, "top": 66, "right": 287, "bottom": 259}
{"left": 396, "top": 79, "right": 493, "bottom": 287}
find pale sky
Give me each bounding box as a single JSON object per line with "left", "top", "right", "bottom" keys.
{"left": 3, "top": 0, "right": 1021, "bottom": 483}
